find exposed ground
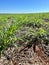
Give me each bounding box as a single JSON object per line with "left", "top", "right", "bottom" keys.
{"left": 0, "top": 43, "right": 49, "bottom": 65}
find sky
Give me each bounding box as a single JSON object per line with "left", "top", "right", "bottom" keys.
{"left": 0, "top": 0, "right": 49, "bottom": 13}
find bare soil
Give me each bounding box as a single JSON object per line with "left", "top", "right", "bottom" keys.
{"left": 0, "top": 43, "right": 49, "bottom": 65}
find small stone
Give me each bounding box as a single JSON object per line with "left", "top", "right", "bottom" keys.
{"left": 18, "top": 63, "right": 22, "bottom": 65}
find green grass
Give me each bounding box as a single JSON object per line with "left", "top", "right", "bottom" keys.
{"left": 0, "top": 13, "right": 49, "bottom": 57}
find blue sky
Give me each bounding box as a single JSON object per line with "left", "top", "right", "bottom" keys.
{"left": 0, "top": 0, "right": 49, "bottom": 13}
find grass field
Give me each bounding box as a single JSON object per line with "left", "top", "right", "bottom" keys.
{"left": 0, "top": 13, "right": 49, "bottom": 57}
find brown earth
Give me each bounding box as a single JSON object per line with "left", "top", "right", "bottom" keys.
{"left": 0, "top": 43, "right": 49, "bottom": 65}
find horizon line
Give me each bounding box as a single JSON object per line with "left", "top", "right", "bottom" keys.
{"left": 0, "top": 11, "right": 49, "bottom": 14}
